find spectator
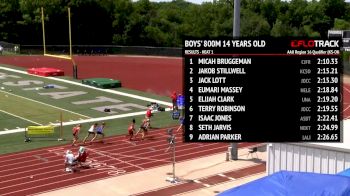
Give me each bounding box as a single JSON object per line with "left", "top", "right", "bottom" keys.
{"left": 65, "top": 150, "right": 77, "bottom": 172}
{"left": 76, "top": 146, "right": 89, "bottom": 167}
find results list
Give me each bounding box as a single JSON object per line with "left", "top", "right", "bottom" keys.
{"left": 183, "top": 38, "right": 342, "bottom": 142}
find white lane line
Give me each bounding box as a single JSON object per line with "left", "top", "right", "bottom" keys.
{"left": 193, "top": 179, "right": 201, "bottom": 183}
{"left": 343, "top": 105, "right": 350, "bottom": 112}
{"left": 192, "top": 179, "right": 210, "bottom": 187}
{"left": 202, "top": 183, "right": 211, "bottom": 187}
{"left": 0, "top": 89, "right": 90, "bottom": 118}
{"left": 0, "top": 110, "right": 42, "bottom": 125}
{"left": 0, "top": 66, "right": 172, "bottom": 107}
{"left": 218, "top": 173, "right": 235, "bottom": 180}
{"left": 344, "top": 86, "right": 350, "bottom": 94}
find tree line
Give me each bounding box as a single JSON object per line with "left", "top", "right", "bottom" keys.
{"left": 0, "top": 0, "right": 349, "bottom": 47}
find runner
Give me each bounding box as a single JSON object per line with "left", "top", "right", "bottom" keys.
{"left": 145, "top": 108, "right": 152, "bottom": 128}
{"left": 170, "top": 91, "right": 177, "bottom": 110}
{"left": 135, "top": 118, "right": 150, "bottom": 140}
{"left": 71, "top": 124, "right": 81, "bottom": 146}
{"left": 91, "top": 122, "right": 106, "bottom": 143}
{"left": 127, "top": 119, "right": 136, "bottom": 141}
{"left": 83, "top": 123, "right": 98, "bottom": 145}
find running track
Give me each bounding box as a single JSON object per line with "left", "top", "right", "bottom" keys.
{"left": 0, "top": 128, "right": 257, "bottom": 196}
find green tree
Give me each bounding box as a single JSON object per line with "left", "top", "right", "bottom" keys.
{"left": 0, "top": 0, "right": 21, "bottom": 42}
{"left": 241, "top": 9, "right": 270, "bottom": 37}
{"left": 333, "top": 18, "right": 350, "bottom": 30}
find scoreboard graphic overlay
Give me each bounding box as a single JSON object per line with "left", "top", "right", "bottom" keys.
{"left": 183, "top": 38, "right": 342, "bottom": 142}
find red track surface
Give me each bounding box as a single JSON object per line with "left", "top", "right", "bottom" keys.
{"left": 343, "top": 84, "right": 350, "bottom": 119}
{"left": 136, "top": 163, "right": 266, "bottom": 196}
{"left": 0, "top": 55, "right": 183, "bottom": 96}
{"left": 0, "top": 128, "right": 257, "bottom": 196}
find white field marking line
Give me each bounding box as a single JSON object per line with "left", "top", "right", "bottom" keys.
{"left": 0, "top": 110, "right": 42, "bottom": 125}
{"left": 0, "top": 144, "right": 229, "bottom": 192}
{"left": 50, "top": 108, "right": 171, "bottom": 127}
{"left": 0, "top": 142, "right": 225, "bottom": 180}
{"left": 0, "top": 108, "right": 172, "bottom": 134}
{"left": 0, "top": 127, "right": 178, "bottom": 164}
{"left": 0, "top": 66, "right": 173, "bottom": 107}
{"left": 26, "top": 146, "right": 259, "bottom": 196}
{"left": 0, "top": 89, "right": 90, "bottom": 118}
{"left": 0, "top": 128, "right": 25, "bottom": 135}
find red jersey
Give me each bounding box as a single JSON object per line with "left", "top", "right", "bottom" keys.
{"left": 72, "top": 127, "right": 80, "bottom": 135}
{"left": 171, "top": 92, "right": 177, "bottom": 102}
{"left": 146, "top": 109, "right": 152, "bottom": 118}
{"left": 77, "top": 151, "right": 88, "bottom": 162}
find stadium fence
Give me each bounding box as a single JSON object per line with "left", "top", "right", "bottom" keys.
{"left": 0, "top": 41, "right": 20, "bottom": 55}
{"left": 20, "top": 45, "right": 182, "bottom": 57}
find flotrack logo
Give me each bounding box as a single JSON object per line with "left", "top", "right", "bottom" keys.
{"left": 291, "top": 40, "right": 339, "bottom": 48}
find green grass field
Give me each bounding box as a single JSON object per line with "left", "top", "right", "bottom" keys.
{"left": 0, "top": 64, "right": 180, "bottom": 155}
